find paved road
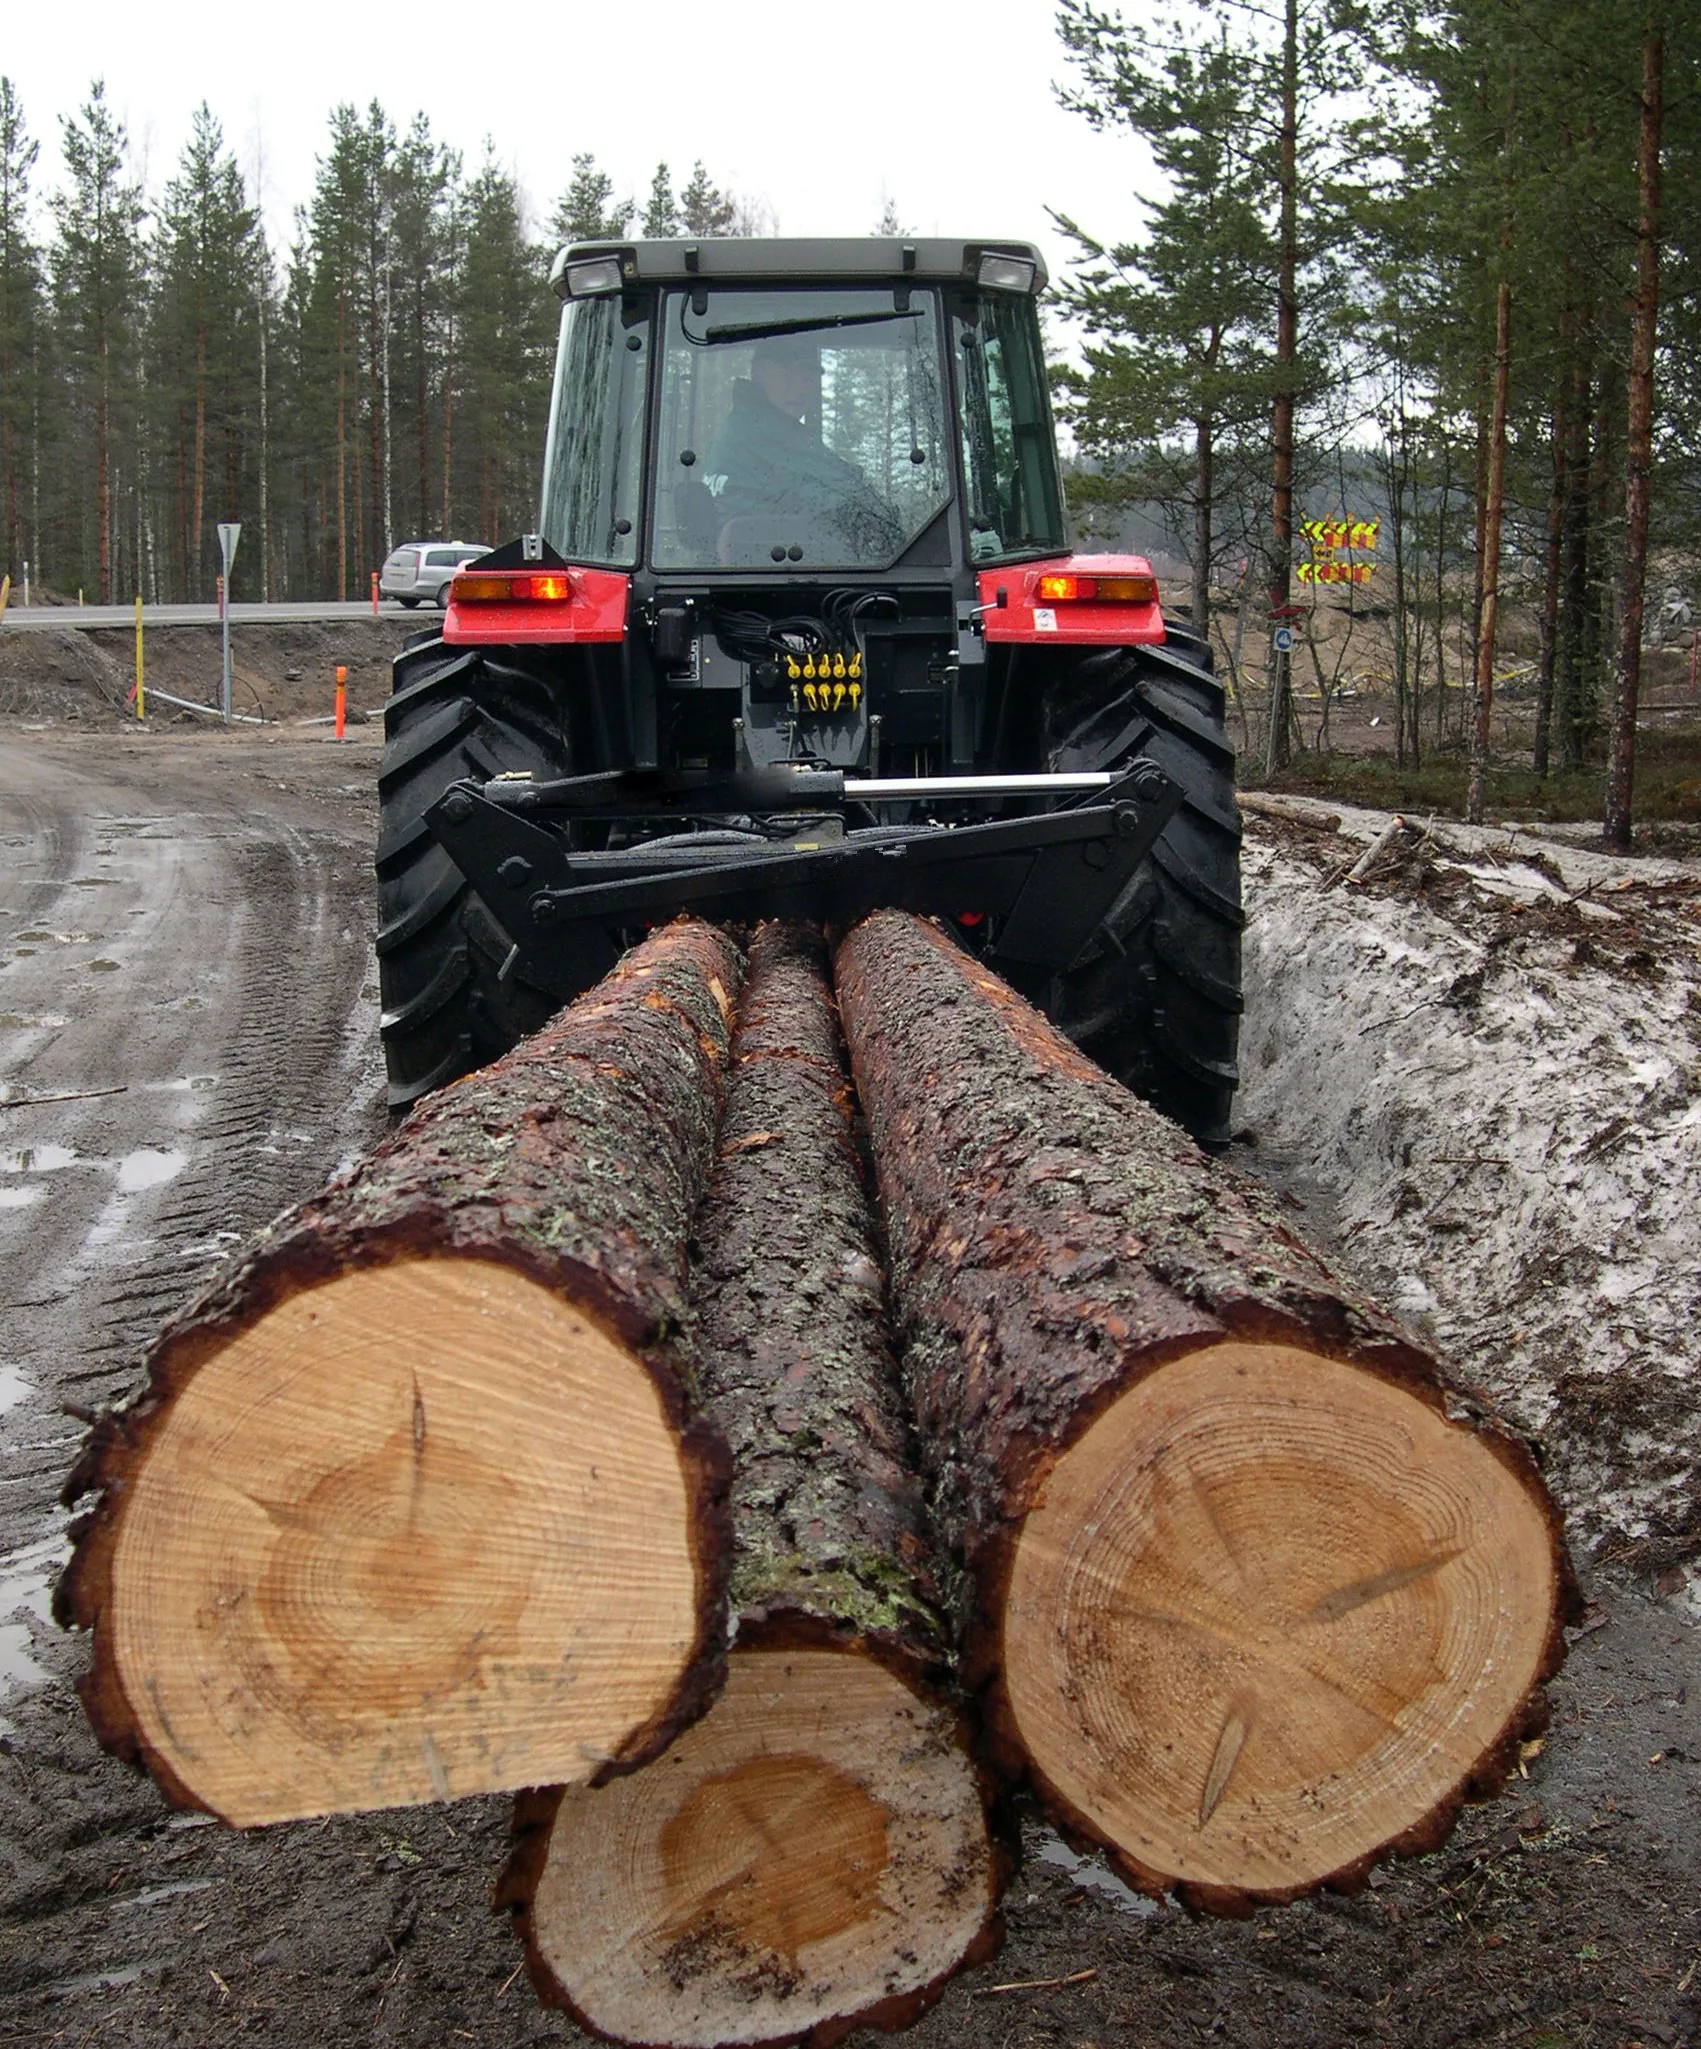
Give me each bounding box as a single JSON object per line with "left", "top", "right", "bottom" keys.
{"left": 2, "top": 600, "right": 423, "bottom": 631}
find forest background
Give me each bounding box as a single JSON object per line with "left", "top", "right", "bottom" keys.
{"left": 0, "top": 0, "right": 1696, "bottom": 838}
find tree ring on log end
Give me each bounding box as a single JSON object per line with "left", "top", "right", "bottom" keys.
{"left": 1003, "top": 1341, "right": 1559, "bottom": 1898}
{"left": 527, "top": 1647, "right": 994, "bottom": 2047}
{"left": 108, "top": 1257, "right": 701, "bottom": 1825}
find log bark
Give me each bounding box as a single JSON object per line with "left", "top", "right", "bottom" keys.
{"left": 504, "top": 924, "right": 999, "bottom": 2049}
{"left": 833, "top": 911, "right": 1578, "bottom": 1914}
{"left": 56, "top": 919, "right": 742, "bottom": 1827}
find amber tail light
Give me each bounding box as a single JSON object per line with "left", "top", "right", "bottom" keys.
{"left": 453, "top": 571, "right": 572, "bottom": 603}
{"left": 1036, "top": 573, "right": 1159, "bottom": 604}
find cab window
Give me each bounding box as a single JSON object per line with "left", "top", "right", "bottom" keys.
{"left": 540, "top": 293, "right": 648, "bottom": 567}
{"left": 954, "top": 293, "right": 1066, "bottom": 562}
{"left": 652, "top": 287, "right": 951, "bottom": 571}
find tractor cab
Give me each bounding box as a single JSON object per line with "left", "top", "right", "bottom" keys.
{"left": 380, "top": 240, "right": 1241, "bottom": 1147}
{"left": 445, "top": 239, "right": 1167, "bottom": 784}
{"left": 541, "top": 239, "right": 1065, "bottom": 587}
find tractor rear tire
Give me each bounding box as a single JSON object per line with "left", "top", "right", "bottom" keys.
{"left": 1040, "top": 642, "right": 1243, "bottom": 1147}
{"left": 376, "top": 638, "right": 572, "bottom": 1111}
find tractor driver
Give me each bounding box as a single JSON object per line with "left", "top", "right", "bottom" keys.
{"left": 706, "top": 335, "right": 903, "bottom": 563}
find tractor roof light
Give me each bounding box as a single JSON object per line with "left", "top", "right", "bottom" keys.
{"left": 565, "top": 255, "right": 624, "bottom": 299}
{"left": 977, "top": 252, "right": 1037, "bottom": 293}
{"left": 453, "top": 571, "right": 573, "bottom": 604}
{"left": 1036, "top": 572, "right": 1159, "bottom": 605}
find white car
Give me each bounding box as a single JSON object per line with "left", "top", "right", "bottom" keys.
{"left": 380, "top": 541, "right": 489, "bottom": 608}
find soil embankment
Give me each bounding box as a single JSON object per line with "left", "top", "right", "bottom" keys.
{"left": 1238, "top": 806, "right": 1701, "bottom": 1576}
{"left": 0, "top": 615, "right": 422, "bottom": 724}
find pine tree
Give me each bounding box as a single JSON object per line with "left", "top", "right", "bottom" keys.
{"left": 1377, "top": 0, "right": 1665, "bottom": 808}
{"left": 1605, "top": 5, "right": 1668, "bottom": 848}
{"left": 151, "top": 105, "right": 260, "bottom": 598}
{"left": 52, "top": 79, "right": 146, "bottom": 601}
{"left": 292, "top": 102, "right": 396, "bottom": 592}
{"left": 1055, "top": 0, "right": 1364, "bottom": 746}
{"left": 355, "top": 102, "right": 398, "bottom": 566}
{"left": 303, "top": 110, "right": 363, "bottom": 595}
{"left": 454, "top": 149, "right": 548, "bottom": 544}
{"left": 437, "top": 154, "right": 464, "bottom": 539}
{"left": 679, "top": 161, "right": 737, "bottom": 237}
{"left": 1054, "top": 8, "right": 1277, "bottom": 636}
{"left": 390, "top": 115, "right": 452, "bottom": 539}
{"left": 0, "top": 77, "right": 43, "bottom": 584}
{"left": 642, "top": 162, "right": 679, "bottom": 238}
{"left": 551, "top": 153, "right": 631, "bottom": 244}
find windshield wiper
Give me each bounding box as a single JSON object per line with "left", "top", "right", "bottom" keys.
{"left": 691, "top": 310, "right": 920, "bottom": 346}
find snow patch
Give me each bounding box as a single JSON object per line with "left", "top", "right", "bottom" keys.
{"left": 1238, "top": 819, "right": 1700, "bottom": 1556}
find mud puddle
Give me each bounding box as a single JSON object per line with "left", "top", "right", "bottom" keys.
{"left": 0, "top": 1517, "right": 70, "bottom": 1730}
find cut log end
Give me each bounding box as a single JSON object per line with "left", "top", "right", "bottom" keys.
{"left": 91, "top": 1257, "right": 707, "bottom": 1826}
{"left": 1002, "top": 1340, "right": 1563, "bottom": 1903}
{"left": 518, "top": 1646, "right": 997, "bottom": 2049}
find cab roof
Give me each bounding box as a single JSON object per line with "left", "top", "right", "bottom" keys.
{"left": 549, "top": 237, "right": 1048, "bottom": 300}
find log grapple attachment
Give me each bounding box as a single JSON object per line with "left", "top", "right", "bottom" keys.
{"left": 424, "top": 763, "right": 1183, "bottom": 1005}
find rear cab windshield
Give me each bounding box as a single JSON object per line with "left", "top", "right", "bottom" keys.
{"left": 652, "top": 286, "right": 951, "bottom": 571}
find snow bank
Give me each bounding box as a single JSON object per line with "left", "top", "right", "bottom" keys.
{"left": 1238, "top": 807, "right": 1700, "bottom": 1561}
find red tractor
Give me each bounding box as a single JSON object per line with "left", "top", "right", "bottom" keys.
{"left": 376, "top": 239, "right": 1241, "bottom": 1141}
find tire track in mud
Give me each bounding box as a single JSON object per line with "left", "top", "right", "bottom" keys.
{"left": 0, "top": 743, "right": 385, "bottom": 1890}
{"left": 64, "top": 827, "right": 385, "bottom": 1399}
{"left": 0, "top": 740, "right": 459, "bottom": 2044}
{"left": 5, "top": 838, "right": 380, "bottom": 1412}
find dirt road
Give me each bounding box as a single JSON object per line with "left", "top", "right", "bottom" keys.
{"left": 0, "top": 730, "right": 1696, "bottom": 2048}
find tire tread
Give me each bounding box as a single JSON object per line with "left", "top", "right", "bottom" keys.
{"left": 1042, "top": 642, "right": 1242, "bottom": 1144}
{"left": 376, "top": 644, "right": 571, "bottom": 1109}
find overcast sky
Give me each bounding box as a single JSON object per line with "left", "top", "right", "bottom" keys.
{"left": 4, "top": 0, "right": 1158, "bottom": 288}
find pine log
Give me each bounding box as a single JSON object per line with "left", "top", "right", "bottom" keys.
{"left": 833, "top": 910, "right": 1578, "bottom": 1913}
{"left": 56, "top": 920, "right": 742, "bottom": 1827}
{"left": 505, "top": 923, "right": 998, "bottom": 2048}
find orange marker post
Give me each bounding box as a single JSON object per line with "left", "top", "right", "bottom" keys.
{"left": 335, "top": 665, "right": 348, "bottom": 740}
{"left": 370, "top": 570, "right": 379, "bottom": 616}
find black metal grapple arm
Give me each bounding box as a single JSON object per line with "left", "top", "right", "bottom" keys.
{"left": 424, "top": 768, "right": 1182, "bottom": 1001}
